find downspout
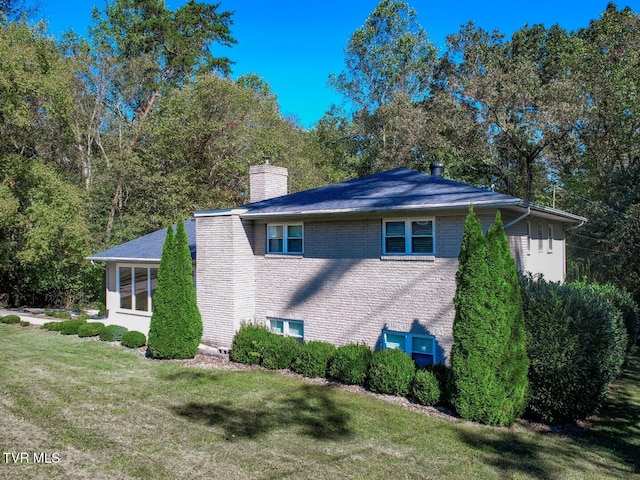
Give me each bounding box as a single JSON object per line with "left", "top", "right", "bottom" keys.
{"left": 504, "top": 205, "right": 531, "bottom": 229}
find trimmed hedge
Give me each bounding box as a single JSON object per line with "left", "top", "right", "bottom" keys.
{"left": 77, "top": 322, "right": 105, "bottom": 338}
{"left": 366, "top": 349, "right": 415, "bottom": 396}
{"left": 423, "top": 363, "right": 452, "bottom": 405}
{"left": 291, "top": 341, "right": 336, "bottom": 378}
{"left": 521, "top": 276, "right": 628, "bottom": 423}
{"left": 328, "top": 343, "right": 371, "bottom": 385}
{"left": 60, "top": 319, "right": 87, "bottom": 335}
{"left": 42, "top": 321, "right": 64, "bottom": 332}
{"left": 121, "top": 331, "right": 147, "bottom": 348}
{"left": 411, "top": 369, "right": 441, "bottom": 406}
{"left": 99, "top": 325, "right": 128, "bottom": 342}
{"left": 230, "top": 323, "right": 273, "bottom": 365}
{"left": 261, "top": 334, "right": 300, "bottom": 370}
{"left": 1, "top": 315, "right": 21, "bottom": 324}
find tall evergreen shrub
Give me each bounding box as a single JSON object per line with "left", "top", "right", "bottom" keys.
{"left": 485, "top": 212, "right": 530, "bottom": 423}
{"left": 148, "top": 219, "right": 203, "bottom": 359}
{"left": 451, "top": 207, "right": 529, "bottom": 426}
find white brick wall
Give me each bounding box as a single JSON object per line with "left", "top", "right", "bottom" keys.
{"left": 194, "top": 210, "right": 569, "bottom": 362}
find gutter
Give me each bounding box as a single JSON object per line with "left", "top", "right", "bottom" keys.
{"left": 504, "top": 205, "right": 531, "bottom": 229}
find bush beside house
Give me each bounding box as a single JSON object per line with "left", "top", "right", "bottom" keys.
{"left": 520, "top": 276, "right": 629, "bottom": 423}
{"left": 147, "top": 219, "right": 203, "bottom": 359}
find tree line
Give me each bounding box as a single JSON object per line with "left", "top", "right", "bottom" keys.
{"left": 0, "top": 0, "right": 638, "bottom": 307}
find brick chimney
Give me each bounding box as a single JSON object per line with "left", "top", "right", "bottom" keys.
{"left": 249, "top": 159, "right": 288, "bottom": 203}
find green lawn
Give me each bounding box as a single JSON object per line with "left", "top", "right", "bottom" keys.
{"left": 1, "top": 325, "right": 639, "bottom": 480}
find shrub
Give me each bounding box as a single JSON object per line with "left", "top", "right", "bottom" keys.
{"left": 411, "top": 369, "right": 441, "bottom": 406}
{"left": 423, "top": 363, "right": 452, "bottom": 404}
{"left": 76, "top": 312, "right": 90, "bottom": 322}
{"left": 53, "top": 311, "right": 72, "bottom": 320}
{"left": 521, "top": 276, "right": 628, "bottom": 423}
{"left": 77, "top": 322, "right": 105, "bottom": 338}
{"left": 121, "top": 331, "right": 147, "bottom": 348}
{"left": 261, "top": 334, "right": 300, "bottom": 370}
{"left": 99, "top": 325, "right": 128, "bottom": 342}
{"left": 147, "top": 219, "right": 203, "bottom": 359}
{"left": 291, "top": 341, "right": 336, "bottom": 378}
{"left": 60, "top": 319, "right": 87, "bottom": 335}
{"left": 42, "top": 321, "right": 63, "bottom": 331}
{"left": 366, "top": 349, "right": 415, "bottom": 396}
{"left": 1, "top": 315, "right": 21, "bottom": 324}
{"left": 44, "top": 310, "right": 55, "bottom": 317}
{"left": 20, "top": 320, "right": 30, "bottom": 327}
{"left": 328, "top": 343, "right": 372, "bottom": 385}
{"left": 451, "top": 209, "right": 529, "bottom": 426}
{"left": 230, "top": 323, "right": 273, "bottom": 365}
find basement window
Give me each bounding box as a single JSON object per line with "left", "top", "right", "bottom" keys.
{"left": 269, "top": 318, "right": 304, "bottom": 342}
{"left": 382, "top": 330, "right": 436, "bottom": 367}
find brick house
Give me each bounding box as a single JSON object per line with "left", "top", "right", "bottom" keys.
{"left": 88, "top": 163, "right": 585, "bottom": 364}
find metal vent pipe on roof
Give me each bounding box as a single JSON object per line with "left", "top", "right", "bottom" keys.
{"left": 430, "top": 162, "right": 444, "bottom": 177}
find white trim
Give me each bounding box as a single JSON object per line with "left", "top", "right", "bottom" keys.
{"left": 382, "top": 217, "right": 435, "bottom": 256}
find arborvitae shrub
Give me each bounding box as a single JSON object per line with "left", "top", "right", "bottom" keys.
{"left": 42, "top": 321, "right": 63, "bottom": 331}
{"left": 121, "top": 331, "right": 147, "bottom": 348}
{"left": 411, "top": 369, "right": 441, "bottom": 406}
{"left": 520, "top": 275, "right": 627, "bottom": 423}
{"left": 366, "top": 349, "right": 415, "bottom": 396}
{"left": 1, "top": 315, "right": 21, "bottom": 324}
{"left": 147, "top": 219, "right": 203, "bottom": 359}
{"left": 99, "top": 325, "right": 128, "bottom": 342}
{"left": 423, "top": 363, "right": 451, "bottom": 404}
{"left": 230, "top": 323, "right": 273, "bottom": 365}
{"left": 291, "top": 341, "right": 336, "bottom": 378}
{"left": 77, "top": 322, "right": 105, "bottom": 338}
{"left": 328, "top": 343, "right": 372, "bottom": 385}
{"left": 261, "top": 334, "right": 300, "bottom": 370}
{"left": 60, "top": 319, "right": 87, "bottom": 335}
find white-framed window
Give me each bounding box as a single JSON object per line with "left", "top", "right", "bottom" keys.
{"left": 267, "top": 223, "right": 303, "bottom": 254}
{"left": 382, "top": 218, "right": 435, "bottom": 255}
{"left": 268, "top": 318, "right": 304, "bottom": 342}
{"left": 548, "top": 224, "right": 554, "bottom": 252}
{"left": 117, "top": 264, "right": 158, "bottom": 313}
{"left": 382, "top": 330, "right": 436, "bottom": 367}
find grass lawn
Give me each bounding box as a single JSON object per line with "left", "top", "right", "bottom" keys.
{"left": 1, "top": 325, "right": 639, "bottom": 479}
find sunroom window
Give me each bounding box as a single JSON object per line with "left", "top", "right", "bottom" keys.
{"left": 382, "top": 330, "right": 436, "bottom": 367}
{"left": 118, "top": 265, "right": 158, "bottom": 313}
{"left": 267, "top": 223, "right": 303, "bottom": 254}
{"left": 383, "top": 218, "right": 435, "bottom": 255}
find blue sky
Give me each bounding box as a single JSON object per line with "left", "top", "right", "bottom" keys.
{"left": 39, "top": 0, "right": 640, "bottom": 128}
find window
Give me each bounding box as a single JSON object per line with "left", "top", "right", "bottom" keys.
{"left": 538, "top": 221, "right": 544, "bottom": 252}
{"left": 383, "top": 218, "right": 435, "bottom": 255}
{"left": 382, "top": 330, "right": 436, "bottom": 367}
{"left": 118, "top": 265, "right": 158, "bottom": 313}
{"left": 548, "top": 224, "right": 554, "bottom": 252}
{"left": 269, "top": 318, "right": 304, "bottom": 342}
{"left": 267, "top": 223, "right": 303, "bottom": 254}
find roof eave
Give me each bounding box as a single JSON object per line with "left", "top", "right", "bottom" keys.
{"left": 86, "top": 256, "right": 162, "bottom": 263}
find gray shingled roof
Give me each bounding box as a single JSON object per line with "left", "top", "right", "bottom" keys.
{"left": 234, "top": 167, "right": 535, "bottom": 217}
{"left": 87, "top": 219, "right": 196, "bottom": 262}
